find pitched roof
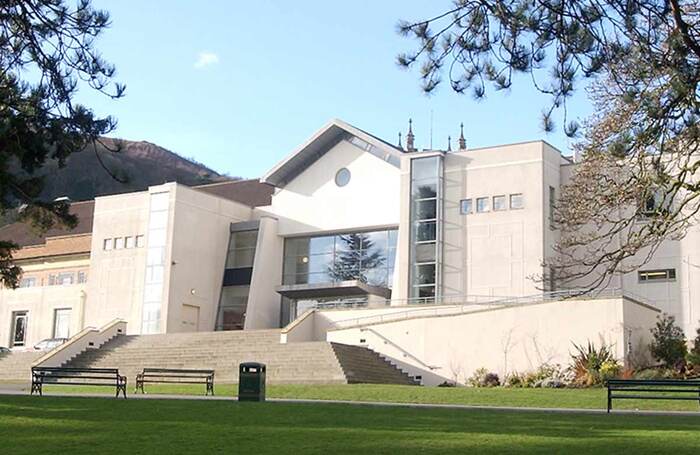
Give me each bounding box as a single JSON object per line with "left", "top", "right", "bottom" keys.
{"left": 0, "top": 201, "right": 94, "bottom": 248}
{"left": 0, "top": 179, "right": 273, "bottom": 250}
{"left": 261, "top": 119, "right": 404, "bottom": 188}
{"left": 194, "top": 179, "right": 274, "bottom": 207}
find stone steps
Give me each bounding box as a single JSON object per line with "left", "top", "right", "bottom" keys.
{"left": 0, "top": 351, "right": 43, "bottom": 381}
{"left": 61, "top": 330, "right": 418, "bottom": 386}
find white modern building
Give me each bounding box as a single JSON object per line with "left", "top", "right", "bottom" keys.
{"left": 1, "top": 119, "right": 696, "bottom": 384}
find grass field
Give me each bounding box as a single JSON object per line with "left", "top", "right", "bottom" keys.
{"left": 1, "top": 394, "right": 699, "bottom": 454}
{"left": 30, "top": 383, "right": 700, "bottom": 412}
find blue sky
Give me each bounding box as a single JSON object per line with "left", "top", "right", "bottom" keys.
{"left": 81, "top": 0, "right": 593, "bottom": 179}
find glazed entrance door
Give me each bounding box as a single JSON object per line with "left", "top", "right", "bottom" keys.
{"left": 10, "top": 312, "right": 28, "bottom": 347}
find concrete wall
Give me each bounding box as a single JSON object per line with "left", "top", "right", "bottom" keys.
{"left": 259, "top": 138, "right": 401, "bottom": 236}
{"left": 0, "top": 283, "right": 86, "bottom": 349}
{"left": 166, "top": 184, "right": 253, "bottom": 333}
{"left": 325, "top": 297, "right": 659, "bottom": 385}
{"left": 245, "top": 216, "right": 284, "bottom": 329}
{"left": 84, "top": 190, "right": 150, "bottom": 333}
{"left": 440, "top": 142, "right": 550, "bottom": 298}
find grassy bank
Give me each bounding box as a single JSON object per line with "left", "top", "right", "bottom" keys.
{"left": 0, "top": 395, "right": 699, "bottom": 454}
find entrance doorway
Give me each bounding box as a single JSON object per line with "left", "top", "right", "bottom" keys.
{"left": 10, "top": 311, "right": 28, "bottom": 348}
{"left": 181, "top": 304, "right": 200, "bottom": 332}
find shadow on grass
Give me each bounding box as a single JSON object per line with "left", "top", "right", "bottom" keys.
{"left": 0, "top": 395, "right": 699, "bottom": 454}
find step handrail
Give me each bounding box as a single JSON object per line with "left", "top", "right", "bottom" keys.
{"left": 359, "top": 328, "right": 440, "bottom": 371}
{"left": 32, "top": 319, "right": 127, "bottom": 368}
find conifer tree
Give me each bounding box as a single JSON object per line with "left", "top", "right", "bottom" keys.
{"left": 0, "top": 0, "right": 124, "bottom": 288}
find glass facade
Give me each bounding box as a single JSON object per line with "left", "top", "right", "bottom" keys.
{"left": 215, "top": 229, "right": 258, "bottom": 331}
{"left": 409, "top": 156, "right": 442, "bottom": 301}
{"left": 141, "top": 191, "right": 170, "bottom": 334}
{"left": 282, "top": 229, "right": 397, "bottom": 288}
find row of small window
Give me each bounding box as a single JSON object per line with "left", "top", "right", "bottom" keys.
{"left": 460, "top": 193, "right": 524, "bottom": 215}
{"left": 103, "top": 235, "right": 145, "bottom": 251}
{"left": 19, "top": 271, "right": 87, "bottom": 288}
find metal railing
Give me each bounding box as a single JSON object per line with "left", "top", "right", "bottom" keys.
{"left": 325, "top": 288, "right": 650, "bottom": 331}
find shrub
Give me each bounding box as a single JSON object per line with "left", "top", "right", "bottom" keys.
{"left": 467, "top": 368, "right": 500, "bottom": 387}
{"left": 650, "top": 314, "right": 687, "bottom": 369}
{"left": 599, "top": 360, "right": 621, "bottom": 381}
{"left": 569, "top": 341, "right": 620, "bottom": 386}
{"left": 687, "top": 324, "right": 700, "bottom": 367}
{"left": 632, "top": 368, "right": 676, "bottom": 380}
{"left": 504, "top": 372, "right": 524, "bottom": 388}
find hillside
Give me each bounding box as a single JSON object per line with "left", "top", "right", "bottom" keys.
{"left": 1, "top": 138, "right": 232, "bottom": 227}
{"left": 36, "top": 137, "right": 230, "bottom": 201}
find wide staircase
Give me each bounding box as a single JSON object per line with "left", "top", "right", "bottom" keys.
{"left": 0, "top": 351, "right": 43, "bottom": 381}
{"left": 63, "top": 330, "right": 418, "bottom": 385}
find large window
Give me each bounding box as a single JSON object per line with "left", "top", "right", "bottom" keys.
{"left": 409, "top": 156, "right": 442, "bottom": 300}
{"left": 216, "top": 229, "right": 259, "bottom": 331}
{"left": 283, "top": 229, "right": 397, "bottom": 288}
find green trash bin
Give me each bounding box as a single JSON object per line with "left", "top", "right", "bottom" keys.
{"left": 238, "top": 362, "right": 266, "bottom": 402}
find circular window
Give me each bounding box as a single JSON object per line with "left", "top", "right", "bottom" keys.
{"left": 335, "top": 168, "right": 351, "bottom": 187}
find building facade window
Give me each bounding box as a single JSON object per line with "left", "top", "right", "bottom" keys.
{"left": 282, "top": 229, "right": 397, "bottom": 288}
{"left": 493, "top": 195, "right": 507, "bottom": 211}
{"left": 638, "top": 269, "right": 676, "bottom": 282}
{"left": 460, "top": 199, "right": 472, "bottom": 215}
{"left": 216, "top": 229, "right": 259, "bottom": 331}
{"left": 19, "top": 277, "right": 37, "bottom": 288}
{"left": 103, "top": 238, "right": 113, "bottom": 250}
{"left": 510, "top": 193, "right": 524, "bottom": 209}
{"left": 409, "top": 156, "right": 442, "bottom": 301}
{"left": 549, "top": 186, "right": 556, "bottom": 228}
{"left": 125, "top": 236, "right": 134, "bottom": 249}
{"left": 335, "top": 168, "right": 351, "bottom": 187}
{"left": 476, "top": 197, "right": 489, "bottom": 213}
{"left": 115, "top": 237, "right": 125, "bottom": 249}
{"left": 136, "top": 235, "right": 145, "bottom": 248}
{"left": 141, "top": 191, "right": 170, "bottom": 334}
{"left": 53, "top": 308, "right": 71, "bottom": 339}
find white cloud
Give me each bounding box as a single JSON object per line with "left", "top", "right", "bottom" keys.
{"left": 194, "top": 52, "right": 219, "bottom": 69}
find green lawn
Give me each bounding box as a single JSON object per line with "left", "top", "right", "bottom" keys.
{"left": 30, "top": 383, "right": 700, "bottom": 412}
{"left": 0, "top": 395, "right": 698, "bottom": 454}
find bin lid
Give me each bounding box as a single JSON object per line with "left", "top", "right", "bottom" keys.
{"left": 240, "top": 362, "right": 266, "bottom": 368}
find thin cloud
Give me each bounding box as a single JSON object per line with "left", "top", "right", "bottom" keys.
{"left": 194, "top": 52, "right": 219, "bottom": 69}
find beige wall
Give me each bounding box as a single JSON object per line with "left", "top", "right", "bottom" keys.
{"left": 165, "top": 184, "right": 253, "bottom": 333}
{"left": 325, "top": 297, "right": 659, "bottom": 385}
{"left": 259, "top": 138, "right": 401, "bottom": 236}
{"left": 440, "top": 142, "right": 550, "bottom": 298}
{"left": 0, "top": 284, "right": 86, "bottom": 349}
{"left": 84, "top": 190, "right": 150, "bottom": 333}
{"left": 245, "top": 216, "right": 284, "bottom": 329}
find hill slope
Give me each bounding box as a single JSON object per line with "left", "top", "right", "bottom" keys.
{"left": 36, "top": 138, "right": 230, "bottom": 201}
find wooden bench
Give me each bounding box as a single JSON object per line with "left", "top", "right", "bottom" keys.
{"left": 31, "top": 367, "right": 127, "bottom": 398}
{"left": 135, "top": 368, "right": 215, "bottom": 395}
{"left": 606, "top": 379, "right": 700, "bottom": 412}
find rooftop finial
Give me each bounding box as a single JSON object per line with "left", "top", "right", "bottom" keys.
{"left": 458, "top": 122, "right": 466, "bottom": 150}
{"left": 397, "top": 132, "right": 403, "bottom": 150}
{"left": 447, "top": 135, "right": 452, "bottom": 152}
{"left": 406, "top": 118, "right": 416, "bottom": 151}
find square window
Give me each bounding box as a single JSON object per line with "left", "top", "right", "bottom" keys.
{"left": 510, "top": 193, "right": 524, "bottom": 209}
{"left": 460, "top": 199, "right": 473, "bottom": 215}
{"left": 415, "top": 199, "right": 437, "bottom": 220}
{"left": 103, "top": 238, "right": 113, "bottom": 251}
{"left": 114, "top": 237, "right": 125, "bottom": 249}
{"left": 135, "top": 235, "right": 145, "bottom": 248}
{"left": 125, "top": 236, "right": 134, "bottom": 249}
{"left": 476, "top": 197, "right": 490, "bottom": 213}
{"left": 493, "top": 195, "right": 506, "bottom": 211}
